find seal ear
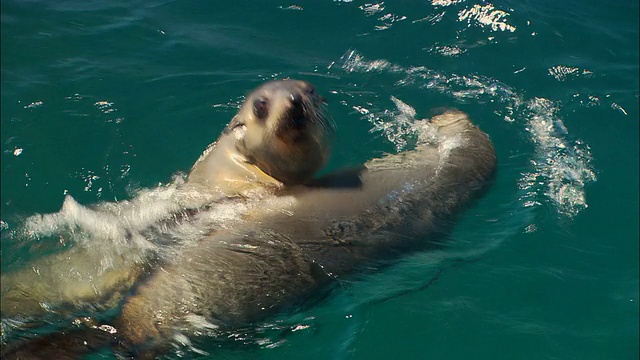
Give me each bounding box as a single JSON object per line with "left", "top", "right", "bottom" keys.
{"left": 224, "top": 115, "right": 245, "bottom": 134}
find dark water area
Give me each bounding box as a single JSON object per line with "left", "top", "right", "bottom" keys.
{"left": 1, "top": 1, "right": 638, "bottom": 359}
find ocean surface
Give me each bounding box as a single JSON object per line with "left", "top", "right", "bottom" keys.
{"left": 1, "top": 0, "right": 638, "bottom": 359}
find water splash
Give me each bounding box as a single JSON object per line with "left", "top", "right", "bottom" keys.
{"left": 0, "top": 175, "right": 262, "bottom": 344}
{"left": 354, "top": 96, "right": 431, "bottom": 152}
{"left": 520, "top": 98, "right": 597, "bottom": 217}
{"left": 16, "top": 176, "right": 249, "bottom": 270}
{"left": 333, "top": 49, "right": 596, "bottom": 218}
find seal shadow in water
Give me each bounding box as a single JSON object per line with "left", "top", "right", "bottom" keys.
{"left": 0, "top": 80, "right": 496, "bottom": 359}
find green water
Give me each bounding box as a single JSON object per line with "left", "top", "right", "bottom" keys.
{"left": 1, "top": 0, "right": 638, "bottom": 359}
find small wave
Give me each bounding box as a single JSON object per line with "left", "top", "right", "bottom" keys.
{"left": 611, "top": 102, "right": 628, "bottom": 116}
{"left": 432, "top": 0, "right": 465, "bottom": 7}
{"left": 548, "top": 65, "right": 593, "bottom": 81}
{"left": 23, "top": 100, "right": 44, "bottom": 109}
{"left": 359, "top": 2, "right": 385, "bottom": 16}
{"left": 337, "top": 49, "right": 402, "bottom": 73}
{"left": 458, "top": 4, "right": 516, "bottom": 32}
{"left": 428, "top": 44, "right": 467, "bottom": 57}
{"left": 278, "top": 5, "right": 303, "bottom": 11}
{"left": 355, "top": 2, "right": 407, "bottom": 30}
{"left": 332, "top": 49, "right": 596, "bottom": 218}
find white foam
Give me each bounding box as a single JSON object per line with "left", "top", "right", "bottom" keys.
{"left": 354, "top": 94, "right": 441, "bottom": 153}
{"left": 18, "top": 176, "right": 254, "bottom": 273}
{"left": 521, "top": 98, "right": 597, "bottom": 217}
{"left": 548, "top": 65, "right": 593, "bottom": 81}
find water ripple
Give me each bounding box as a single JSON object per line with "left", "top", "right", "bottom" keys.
{"left": 458, "top": 4, "right": 516, "bottom": 32}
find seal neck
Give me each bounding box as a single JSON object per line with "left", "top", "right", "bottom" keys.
{"left": 187, "top": 132, "right": 284, "bottom": 197}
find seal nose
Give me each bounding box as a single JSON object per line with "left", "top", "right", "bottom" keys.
{"left": 289, "top": 93, "right": 305, "bottom": 121}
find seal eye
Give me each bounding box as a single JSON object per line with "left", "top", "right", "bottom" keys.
{"left": 253, "top": 97, "right": 269, "bottom": 119}
{"left": 306, "top": 85, "right": 326, "bottom": 103}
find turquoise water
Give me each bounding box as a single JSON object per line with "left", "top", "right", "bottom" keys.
{"left": 1, "top": 0, "right": 638, "bottom": 359}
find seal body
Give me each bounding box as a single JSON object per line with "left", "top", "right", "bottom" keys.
{"left": 0, "top": 80, "right": 495, "bottom": 359}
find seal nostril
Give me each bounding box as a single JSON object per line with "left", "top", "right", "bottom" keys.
{"left": 288, "top": 93, "right": 306, "bottom": 125}
{"left": 290, "top": 93, "right": 302, "bottom": 106}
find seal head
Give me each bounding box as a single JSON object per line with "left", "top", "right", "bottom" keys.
{"left": 227, "top": 79, "right": 334, "bottom": 185}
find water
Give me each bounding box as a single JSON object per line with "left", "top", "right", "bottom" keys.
{"left": 1, "top": 0, "right": 638, "bottom": 359}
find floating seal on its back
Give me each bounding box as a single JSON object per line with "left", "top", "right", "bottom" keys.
{"left": 0, "top": 80, "right": 496, "bottom": 359}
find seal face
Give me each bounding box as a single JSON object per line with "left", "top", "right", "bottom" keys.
{"left": 187, "top": 80, "right": 334, "bottom": 195}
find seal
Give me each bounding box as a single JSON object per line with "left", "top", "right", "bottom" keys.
{"left": 0, "top": 79, "right": 334, "bottom": 321}
{"left": 0, "top": 80, "right": 496, "bottom": 359}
